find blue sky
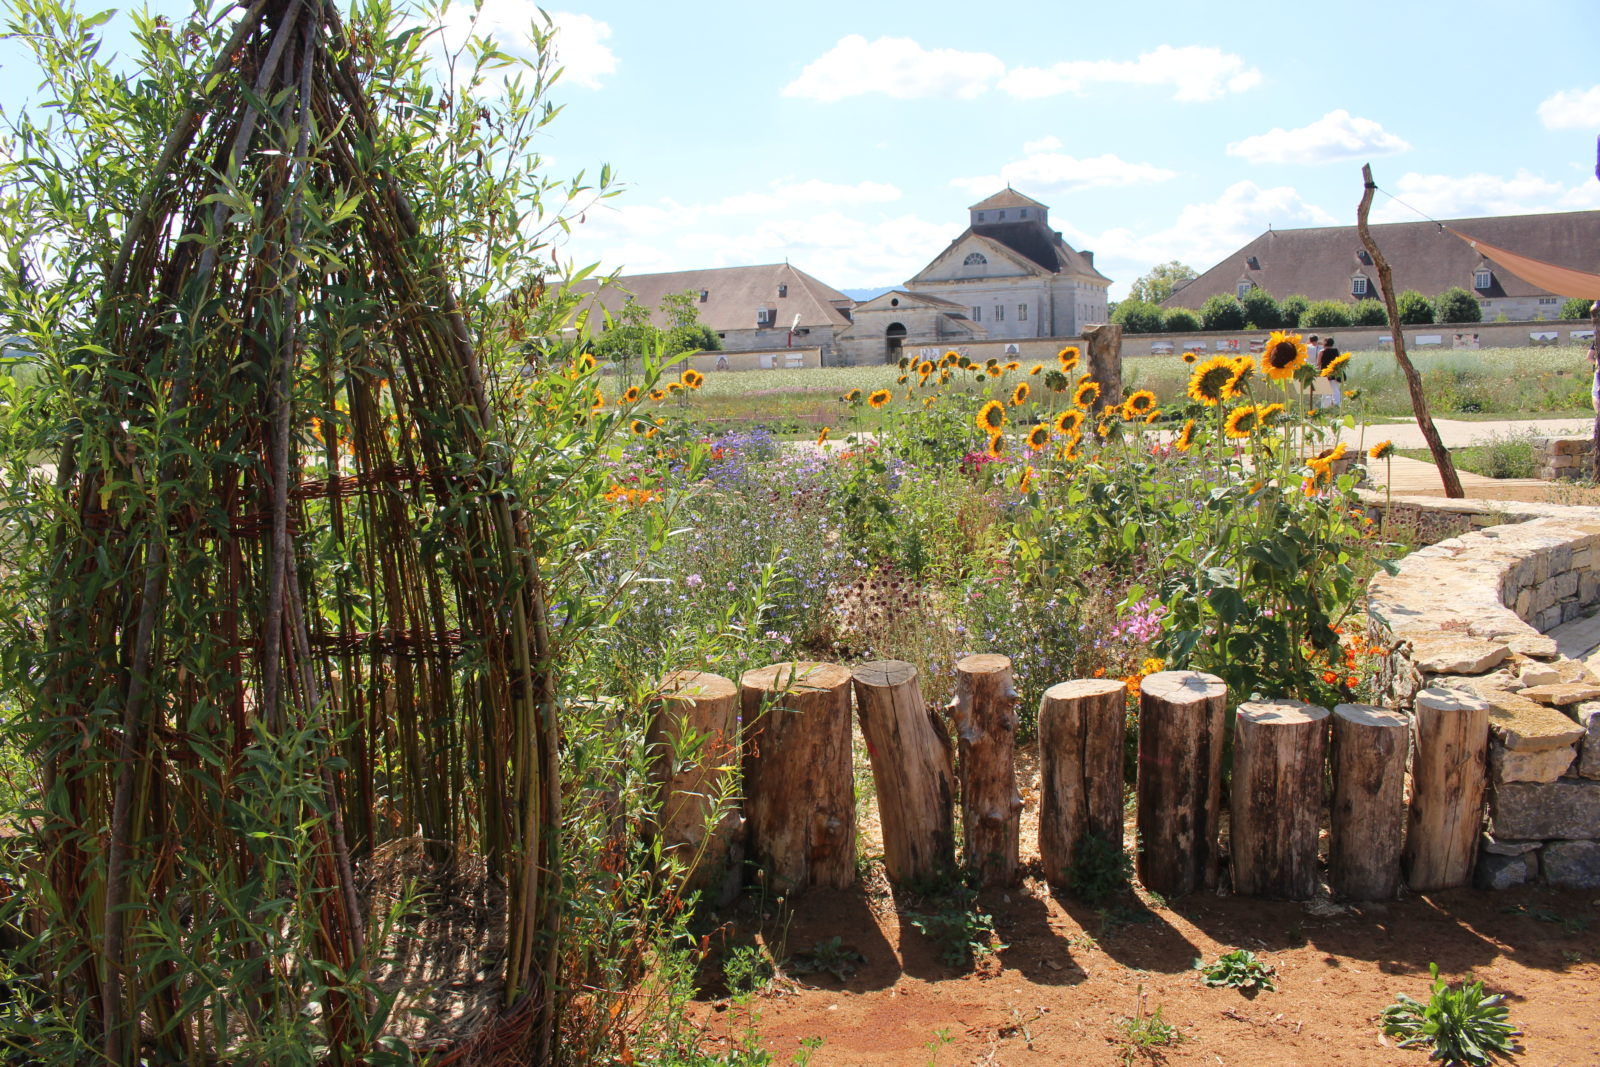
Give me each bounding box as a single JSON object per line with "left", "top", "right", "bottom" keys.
{"left": 6, "top": 0, "right": 1600, "bottom": 298}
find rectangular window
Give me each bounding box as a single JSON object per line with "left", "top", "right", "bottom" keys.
{"left": 1540, "top": 297, "right": 1559, "bottom": 304}
{"left": 1474, "top": 270, "right": 1492, "bottom": 290}
{"left": 995, "top": 305, "right": 1005, "bottom": 322}
{"left": 756, "top": 308, "right": 773, "bottom": 326}
{"left": 1352, "top": 277, "right": 1368, "bottom": 296}
{"left": 1236, "top": 282, "right": 1252, "bottom": 299}
{"left": 1018, "top": 304, "right": 1028, "bottom": 321}
{"left": 972, "top": 306, "right": 981, "bottom": 322}
{"left": 997, "top": 210, "right": 1006, "bottom": 220}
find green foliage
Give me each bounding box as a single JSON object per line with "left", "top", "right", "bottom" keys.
{"left": 1380, "top": 963, "right": 1518, "bottom": 1066}
{"left": 1398, "top": 290, "right": 1436, "bottom": 325}
{"left": 1111, "top": 299, "right": 1167, "bottom": 334}
{"left": 1279, "top": 294, "right": 1309, "bottom": 327}
{"left": 788, "top": 937, "right": 865, "bottom": 983}
{"left": 1350, "top": 298, "right": 1389, "bottom": 326}
{"left": 904, "top": 883, "right": 1004, "bottom": 968}
{"left": 1114, "top": 993, "right": 1184, "bottom": 1065}
{"left": 1561, "top": 296, "right": 1593, "bottom": 320}
{"left": 1195, "top": 949, "right": 1277, "bottom": 992}
{"left": 1435, "top": 286, "right": 1484, "bottom": 323}
{"left": 1200, "top": 294, "right": 1247, "bottom": 331}
{"left": 1067, "top": 832, "right": 1132, "bottom": 904}
{"left": 1126, "top": 261, "right": 1198, "bottom": 305}
{"left": 1300, "top": 299, "right": 1353, "bottom": 328}
{"left": 1461, "top": 431, "right": 1539, "bottom": 478}
{"left": 1239, "top": 288, "right": 1283, "bottom": 330}
{"left": 1161, "top": 307, "right": 1202, "bottom": 333}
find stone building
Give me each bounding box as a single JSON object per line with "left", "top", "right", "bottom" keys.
{"left": 1164, "top": 210, "right": 1600, "bottom": 321}
{"left": 838, "top": 189, "right": 1111, "bottom": 365}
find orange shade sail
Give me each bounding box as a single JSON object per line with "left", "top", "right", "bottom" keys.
{"left": 1448, "top": 227, "right": 1600, "bottom": 300}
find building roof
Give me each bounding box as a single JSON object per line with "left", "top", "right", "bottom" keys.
{"left": 969, "top": 188, "right": 1049, "bottom": 212}
{"left": 571, "top": 262, "right": 854, "bottom": 334}
{"left": 852, "top": 289, "right": 967, "bottom": 312}
{"left": 1163, "top": 211, "right": 1600, "bottom": 309}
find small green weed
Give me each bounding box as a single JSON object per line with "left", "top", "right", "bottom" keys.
{"left": 787, "top": 937, "right": 864, "bottom": 983}
{"left": 1067, "top": 832, "right": 1131, "bottom": 904}
{"left": 1114, "top": 986, "right": 1184, "bottom": 1064}
{"left": 1380, "top": 963, "right": 1518, "bottom": 1066}
{"left": 724, "top": 944, "right": 776, "bottom": 1001}
{"left": 923, "top": 1026, "right": 954, "bottom": 1066}
{"left": 905, "top": 905, "right": 1003, "bottom": 968}
{"left": 1194, "top": 949, "right": 1277, "bottom": 992}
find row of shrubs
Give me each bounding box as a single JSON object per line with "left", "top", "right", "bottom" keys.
{"left": 1112, "top": 289, "right": 1591, "bottom": 335}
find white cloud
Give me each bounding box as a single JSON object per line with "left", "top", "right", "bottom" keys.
{"left": 999, "top": 45, "right": 1261, "bottom": 103}
{"left": 1368, "top": 169, "right": 1581, "bottom": 222}
{"left": 1226, "top": 110, "right": 1410, "bottom": 165}
{"left": 1538, "top": 86, "right": 1600, "bottom": 130}
{"left": 953, "top": 144, "right": 1176, "bottom": 196}
{"left": 782, "top": 35, "right": 1005, "bottom": 102}
{"left": 434, "top": 4, "right": 615, "bottom": 90}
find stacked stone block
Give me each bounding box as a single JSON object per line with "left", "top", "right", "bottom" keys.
{"left": 1533, "top": 435, "right": 1594, "bottom": 482}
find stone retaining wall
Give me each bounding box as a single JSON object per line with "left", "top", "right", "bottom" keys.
{"left": 1368, "top": 510, "right": 1600, "bottom": 889}
{"left": 1533, "top": 435, "right": 1594, "bottom": 481}
{"left": 1355, "top": 490, "right": 1587, "bottom": 545}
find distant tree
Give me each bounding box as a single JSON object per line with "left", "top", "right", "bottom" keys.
{"left": 1350, "top": 299, "right": 1388, "bottom": 326}
{"left": 1239, "top": 288, "right": 1282, "bottom": 330}
{"left": 1126, "top": 261, "right": 1198, "bottom": 305}
{"left": 1111, "top": 299, "right": 1165, "bottom": 334}
{"left": 1561, "top": 296, "right": 1593, "bottom": 320}
{"left": 594, "top": 293, "right": 721, "bottom": 366}
{"left": 1300, "top": 300, "right": 1353, "bottom": 329}
{"left": 666, "top": 322, "right": 721, "bottom": 353}
{"left": 659, "top": 289, "right": 702, "bottom": 330}
{"left": 1434, "top": 286, "right": 1483, "bottom": 324}
{"left": 1200, "top": 294, "right": 1247, "bottom": 331}
{"left": 1279, "top": 294, "right": 1309, "bottom": 328}
{"left": 1396, "top": 290, "right": 1435, "bottom": 325}
{"left": 1162, "top": 307, "right": 1202, "bottom": 333}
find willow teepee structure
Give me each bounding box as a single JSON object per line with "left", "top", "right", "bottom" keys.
{"left": 27, "top": 0, "right": 560, "bottom": 1060}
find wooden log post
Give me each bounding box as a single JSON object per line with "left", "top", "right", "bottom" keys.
{"left": 649, "top": 670, "right": 743, "bottom": 898}
{"left": 1136, "top": 671, "right": 1227, "bottom": 898}
{"left": 1329, "top": 703, "right": 1409, "bottom": 901}
{"left": 1404, "top": 687, "right": 1490, "bottom": 892}
{"left": 740, "top": 662, "right": 856, "bottom": 892}
{"left": 1230, "top": 699, "right": 1330, "bottom": 900}
{"left": 950, "top": 654, "right": 1022, "bottom": 886}
{"left": 851, "top": 660, "right": 955, "bottom": 886}
{"left": 1081, "top": 322, "right": 1123, "bottom": 416}
{"left": 1037, "top": 679, "right": 1127, "bottom": 887}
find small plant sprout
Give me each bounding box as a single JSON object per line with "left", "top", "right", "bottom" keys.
{"left": 1380, "top": 963, "right": 1518, "bottom": 1066}
{"left": 1195, "top": 948, "right": 1278, "bottom": 992}
{"left": 1114, "top": 985, "right": 1185, "bottom": 1064}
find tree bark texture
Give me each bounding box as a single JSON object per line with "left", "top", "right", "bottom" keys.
{"left": 1230, "top": 699, "right": 1330, "bottom": 900}
{"left": 950, "top": 654, "right": 1022, "bottom": 886}
{"left": 1329, "top": 703, "right": 1409, "bottom": 901}
{"left": 850, "top": 660, "right": 955, "bottom": 886}
{"left": 1037, "top": 679, "right": 1127, "bottom": 887}
{"left": 650, "top": 670, "right": 743, "bottom": 898}
{"left": 1081, "top": 323, "right": 1123, "bottom": 416}
{"left": 740, "top": 661, "right": 856, "bottom": 892}
{"left": 1136, "top": 671, "right": 1227, "bottom": 898}
{"left": 1404, "top": 687, "right": 1489, "bottom": 892}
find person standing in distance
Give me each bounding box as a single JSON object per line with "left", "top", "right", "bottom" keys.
{"left": 1317, "top": 335, "right": 1344, "bottom": 406}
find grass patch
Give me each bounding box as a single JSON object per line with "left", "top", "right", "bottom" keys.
{"left": 1395, "top": 430, "right": 1542, "bottom": 479}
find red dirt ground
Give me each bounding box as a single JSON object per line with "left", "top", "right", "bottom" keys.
{"left": 692, "top": 876, "right": 1600, "bottom": 1066}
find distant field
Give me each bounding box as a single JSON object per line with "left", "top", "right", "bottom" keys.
{"left": 655, "top": 343, "right": 1592, "bottom": 432}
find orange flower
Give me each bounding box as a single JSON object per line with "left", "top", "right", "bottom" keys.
{"left": 1322, "top": 670, "right": 1338, "bottom": 684}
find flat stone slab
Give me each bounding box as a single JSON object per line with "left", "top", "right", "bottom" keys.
{"left": 1519, "top": 683, "right": 1600, "bottom": 707}
{"left": 1481, "top": 689, "right": 1586, "bottom": 751}
{"left": 1492, "top": 780, "right": 1600, "bottom": 840}
{"left": 1508, "top": 633, "right": 1560, "bottom": 659}
{"left": 1517, "top": 663, "right": 1562, "bottom": 688}
{"left": 1474, "top": 851, "right": 1535, "bottom": 891}
{"left": 1548, "top": 611, "right": 1600, "bottom": 662}
{"left": 1481, "top": 835, "right": 1542, "bottom": 856}
{"left": 1490, "top": 740, "right": 1575, "bottom": 783}
{"left": 1542, "top": 840, "right": 1600, "bottom": 889}
{"left": 1410, "top": 636, "right": 1509, "bottom": 676}
{"left": 1579, "top": 702, "right": 1600, "bottom": 780}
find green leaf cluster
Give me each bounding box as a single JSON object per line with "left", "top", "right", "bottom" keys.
{"left": 1380, "top": 963, "right": 1518, "bottom": 1066}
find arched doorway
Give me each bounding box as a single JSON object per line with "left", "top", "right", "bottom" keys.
{"left": 885, "top": 322, "right": 906, "bottom": 364}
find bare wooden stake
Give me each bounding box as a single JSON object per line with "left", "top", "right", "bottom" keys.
{"left": 1136, "top": 671, "right": 1227, "bottom": 897}
{"left": 1037, "top": 679, "right": 1127, "bottom": 888}
{"left": 1230, "top": 699, "right": 1330, "bottom": 900}
{"left": 951, "top": 654, "right": 1022, "bottom": 886}
{"left": 1329, "top": 703, "right": 1409, "bottom": 901}
{"left": 1404, "top": 687, "right": 1490, "bottom": 892}
{"left": 851, "top": 660, "right": 954, "bottom": 886}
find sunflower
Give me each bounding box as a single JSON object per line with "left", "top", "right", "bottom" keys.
{"left": 1187, "top": 355, "right": 1235, "bottom": 406}
{"left": 923, "top": 396, "right": 937, "bottom": 408}
{"left": 682, "top": 369, "right": 705, "bottom": 390}
{"left": 623, "top": 385, "right": 641, "bottom": 404}
{"left": 1057, "top": 345, "right": 1080, "bottom": 372}
{"left": 1320, "top": 351, "right": 1352, "bottom": 378}
{"left": 1224, "top": 405, "right": 1260, "bottom": 438}
{"left": 987, "top": 365, "right": 1003, "bottom": 378}
{"left": 1121, "top": 389, "right": 1157, "bottom": 420}
{"left": 985, "top": 358, "right": 1000, "bottom": 369}
{"left": 943, "top": 350, "right": 960, "bottom": 365}
{"left": 1175, "top": 419, "right": 1196, "bottom": 452}
{"left": 1043, "top": 369, "right": 1069, "bottom": 392}
{"left": 1053, "top": 410, "right": 1084, "bottom": 437}
{"left": 1095, "top": 418, "right": 1112, "bottom": 439}
{"left": 1143, "top": 407, "right": 1162, "bottom": 424}
{"left": 867, "top": 389, "right": 892, "bottom": 409}
{"left": 1030, "top": 364, "right": 1043, "bottom": 376}
{"left": 986, "top": 432, "right": 1006, "bottom": 459}
{"left": 1256, "top": 402, "right": 1286, "bottom": 426}
{"left": 648, "top": 388, "right": 667, "bottom": 401}
{"left": 666, "top": 381, "right": 682, "bottom": 394}
{"left": 629, "top": 418, "right": 648, "bottom": 435}
{"left": 816, "top": 427, "right": 830, "bottom": 445}
{"left": 841, "top": 388, "right": 862, "bottom": 403}
{"left": 590, "top": 389, "right": 605, "bottom": 413}
{"left": 1018, "top": 465, "right": 1035, "bottom": 493}
{"left": 1004, "top": 361, "right": 1020, "bottom": 372}
{"left": 1261, "top": 331, "right": 1307, "bottom": 380}
{"left": 1026, "top": 423, "right": 1050, "bottom": 450}
{"left": 957, "top": 355, "right": 972, "bottom": 369}
{"left": 1223, "top": 356, "right": 1255, "bottom": 399}
{"left": 1073, "top": 380, "right": 1101, "bottom": 409}
{"left": 917, "top": 360, "right": 934, "bottom": 379}
{"left": 1369, "top": 439, "right": 1394, "bottom": 460}
{"left": 1012, "top": 382, "right": 1031, "bottom": 406}
{"left": 645, "top": 423, "right": 660, "bottom": 438}
{"left": 1059, "top": 439, "right": 1081, "bottom": 462}
{"left": 1182, "top": 351, "right": 1198, "bottom": 363}
{"left": 897, "top": 374, "right": 908, "bottom": 385}
{"left": 976, "top": 399, "right": 1006, "bottom": 433}
{"left": 939, "top": 369, "right": 952, "bottom": 384}
{"left": 575, "top": 352, "right": 597, "bottom": 375}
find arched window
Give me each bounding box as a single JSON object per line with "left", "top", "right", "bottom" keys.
{"left": 963, "top": 252, "right": 987, "bottom": 266}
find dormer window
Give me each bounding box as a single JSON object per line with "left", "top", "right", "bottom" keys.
{"left": 963, "top": 252, "right": 988, "bottom": 266}
{"left": 1357, "top": 249, "right": 1372, "bottom": 265}
{"left": 1246, "top": 256, "right": 1260, "bottom": 270}
{"left": 1237, "top": 281, "right": 1253, "bottom": 299}
{"left": 756, "top": 308, "right": 773, "bottom": 326}
{"left": 1474, "top": 269, "right": 1492, "bottom": 290}
{"left": 778, "top": 284, "right": 788, "bottom": 298}
{"left": 1352, "top": 276, "right": 1369, "bottom": 296}
{"left": 699, "top": 289, "right": 708, "bottom": 302}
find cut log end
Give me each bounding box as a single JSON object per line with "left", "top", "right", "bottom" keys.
{"left": 957, "top": 653, "right": 1012, "bottom": 675}
{"left": 1332, "top": 703, "right": 1406, "bottom": 730}
{"left": 1236, "top": 698, "right": 1331, "bottom": 727}
{"left": 1140, "top": 670, "right": 1225, "bottom": 706}
{"left": 660, "top": 669, "right": 738, "bottom": 702}
{"left": 1043, "top": 679, "right": 1125, "bottom": 702}
{"left": 851, "top": 659, "right": 917, "bottom": 688}
{"left": 741, "top": 661, "right": 853, "bottom": 696}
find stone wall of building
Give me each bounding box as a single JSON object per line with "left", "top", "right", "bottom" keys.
{"left": 1126, "top": 318, "right": 1593, "bottom": 357}
{"left": 1367, "top": 509, "right": 1600, "bottom": 889}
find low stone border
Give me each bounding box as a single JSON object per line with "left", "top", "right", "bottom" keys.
{"left": 1533, "top": 435, "right": 1594, "bottom": 482}
{"left": 1367, "top": 508, "right": 1600, "bottom": 889}
{"left": 1356, "top": 489, "right": 1600, "bottom": 545}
